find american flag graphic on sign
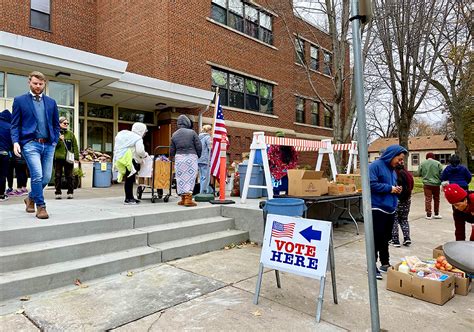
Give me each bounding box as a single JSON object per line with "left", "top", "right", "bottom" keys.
{"left": 271, "top": 221, "right": 295, "bottom": 239}
{"left": 210, "top": 95, "right": 227, "bottom": 177}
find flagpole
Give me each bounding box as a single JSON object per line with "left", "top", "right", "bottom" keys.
{"left": 211, "top": 87, "right": 220, "bottom": 139}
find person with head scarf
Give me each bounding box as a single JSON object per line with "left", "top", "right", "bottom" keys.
{"left": 0, "top": 109, "right": 13, "bottom": 201}
{"left": 443, "top": 183, "right": 474, "bottom": 241}
{"left": 369, "top": 144, "right": 408, "bottom": 279}
{"left": 170, "top": 115, "right": 202, "bottom": 207}
{"left": 419, "top": 152, "right": 443, "bottom": 219}
{"left": 54, "top": 116, "right": 79, "bottom": 199}
{"left": 197, "top": 124, "right": 213, "bottom": 194}
{"left": 113, "top": 122, "right": 148, "bottom": 205}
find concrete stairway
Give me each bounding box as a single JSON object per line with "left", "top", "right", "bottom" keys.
{"left": 0, "top": 207, "right": 248, "bottom": 302}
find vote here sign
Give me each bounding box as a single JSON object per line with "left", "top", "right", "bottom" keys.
{"left": 260, "top": 214, "right": 332, "bottom": 280}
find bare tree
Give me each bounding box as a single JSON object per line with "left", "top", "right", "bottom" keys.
{"left": 421, "top": 1, "right": 473, "bottom": 163}
{"left": 372, "top": 0, "right": 450, "bottom": 149}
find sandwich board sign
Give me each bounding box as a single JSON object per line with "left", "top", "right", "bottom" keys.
{"left": 254, "top": 214, "right": 337, "bottom": 322}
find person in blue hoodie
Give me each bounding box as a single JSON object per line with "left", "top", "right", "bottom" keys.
{"left": 369, "top": 144, "right": 407, "bottom": 280}
{"left": 0, "top": 109, "right": 13, "bottom": 201}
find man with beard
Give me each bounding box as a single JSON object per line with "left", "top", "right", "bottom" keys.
{"left": 11, "top": 71, "right": 60, "bottom": 219}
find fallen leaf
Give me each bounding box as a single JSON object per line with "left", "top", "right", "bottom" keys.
{"left": 252, "top": 310, "right": 262, "bottom": 316}
{"left": 127, "top": 271, "right": 134, "bottom": 277}
{"left": 224, "top": 246, "right": 230, "bottom": 250}
{"left": 15, "top": 309, "right": 25, "bottom": 315}
{"left": 74, "top": 279, "right": 82, "bottom": 286}
{"left": 19, "top": 296, "right": 30, "bottom": 301}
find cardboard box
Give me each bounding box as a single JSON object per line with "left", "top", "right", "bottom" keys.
{"left": 432, "top": 245, "right": 471, "bottom": 295}
{"left": 328, "top": 183, "right": 357, "bottom": 196}
{"left": 336, "top": 174, "right": 362, "bottom": 189}
{"left": 287, "top": 170, "right": 328, "bottom": 197}
{"left": 432, "top": 245, "right": 445, "bottom": 259}
{"left": 387, "top": 263, "right": 455, "bottom": 305}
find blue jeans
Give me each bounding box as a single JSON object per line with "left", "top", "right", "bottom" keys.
{"left": 198, "top": 163, "right": 212, "bottom": 194}
{"left": 22, "top": 141, "right": 55, "bottom": 207}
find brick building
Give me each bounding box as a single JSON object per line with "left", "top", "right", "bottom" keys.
{"left": 0, "top": 0, "right": 349, "bottom": 166}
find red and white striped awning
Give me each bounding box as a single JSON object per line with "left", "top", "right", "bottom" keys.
{"left": 264, "top": 136, "right": 355, "bottom": 151}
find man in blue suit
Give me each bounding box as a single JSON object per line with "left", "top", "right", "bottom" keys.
{"left": 11, "top": 71, "right": 60, "bottom": 219}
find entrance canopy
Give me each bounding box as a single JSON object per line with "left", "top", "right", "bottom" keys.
{"left": 0, "top": 31, "right": 214, "bottom": 109}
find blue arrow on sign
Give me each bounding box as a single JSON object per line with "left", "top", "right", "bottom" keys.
{"left": 300, "top": 226, "right": 322, "bottom": 243}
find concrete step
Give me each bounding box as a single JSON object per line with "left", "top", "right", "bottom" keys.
{"left": 0, "top": 229, "right": 148, "bottom": 273}
{"left": 141, "top": 216, "right": 235, "bottom": 245}
{"left": 154, "top": 230, "right": 249, "bottom": 262}
{"left": 133, "top": 206, "right": 222, "bottom": 228}
{"left": 0, "top": 246, "right": 161, "bottom": 302}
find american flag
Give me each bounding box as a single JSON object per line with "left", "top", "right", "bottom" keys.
{"left": 271, "top": 221, "right": 295, "bottom": 239}
{"left": 210, "top": 95, "right": 227, "bottom": 177}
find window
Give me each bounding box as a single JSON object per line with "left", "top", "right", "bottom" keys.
{"left": 411, "top": 153, "right": 419, "bottom": 166}
{"left": 30, "top": 0, "right": 51, "bottom": 31}
{"left": 0, "top": 72, "right": 4, "bottom": 97}
{"left": 87, "top": 103, "right": 113, "bottom": 119}
{"left": 323, "top": 51, "right": 333, "bottom": 75}
{"left": 310, "top": 45, "right": 319, "bottom": 71}
{"left": 311, "top": 101, "right": 320, "bottom": 126}
{"left": 295, "top": 38, "right": 305, "bottom": 65}
{"left": 435, "top": 154, "right": 450, "bottom": 165}
{"left": 324, "top": 108, "right": 333, "bottom": 128}
{"left": 211, "top": 67, "right": 273, "bottom": 114}
{"left": 211, "top": 0, "right": 273, "bottom": 45}
{"left": 118, "top": 108, "right": 154, "bottom": 124}
{"left": 49, "top": 81, "right": 75, "bottom": 131}
{"left": 6, "top": 73, "right": 28, "bottom": 98}
{"left": 296, "top": 97, "right": 305, "bottom": 123}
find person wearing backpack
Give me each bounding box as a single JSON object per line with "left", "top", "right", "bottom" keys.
{"left": 54, "top": 117, "right": 79, "bottom": 199}
{"left": 390, "top": 159, "right": 414, "bottom": 247}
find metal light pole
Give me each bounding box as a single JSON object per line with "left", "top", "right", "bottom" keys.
{"left": 350, "top": 0, "right": 380, "bottom": 331}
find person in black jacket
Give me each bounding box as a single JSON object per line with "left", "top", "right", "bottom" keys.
{"left": 0, "top": 109, "right": 13, "bottom": 201}
{"left": 390, "top": 160, "right": 414, "bottom": 247}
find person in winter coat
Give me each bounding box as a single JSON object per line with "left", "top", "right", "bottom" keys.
{"left": 369, "top": 144, "right": 408, "bottom": 280}
{"left": 419, "top": 152, "right": 443, "bottom": 219}
{"left": 113, "top": 122, "right": 148, "bottom": 205}
{"left": 441, "top": 154, "right": 471, "bottom": 191}
{"left": 390, "top": 159, "right": 414, "bottom": 247}
{"left": 197, "top": 125, "right": 212, "bottom": 194}
{"left": 0, "top": 109, "right": 13, "bottom": 201}
{"left": 170, "top": 115, "right": 202, "bottom": 207}
{"left": 54, "top": 117, "right": 79, "bottom": 199}
{"left": 443, "top": 183, "right": 474, "bottom": 241}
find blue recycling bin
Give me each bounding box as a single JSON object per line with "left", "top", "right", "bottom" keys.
{"left": 93, "top": 162, "right": 112, "bottom": 188}
{"left": 239, "top": 164, "right": 264, "bottom": 198}
{"left": 263, "top": 198, "right": 306, "bottom": 217}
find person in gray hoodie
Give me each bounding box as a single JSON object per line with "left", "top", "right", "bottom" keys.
{"left": 197, "top": 124, "right": 213, "bottom": 194}
{"left": 170, "top": 115, "right": 202, "bottom": 206}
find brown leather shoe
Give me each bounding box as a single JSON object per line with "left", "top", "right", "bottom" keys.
{"left": 177, "top": 194, "right": 185, "bottom": 206}
{"left": 24, "top": 197, "right": 35, "bottom": 213}
{"left": 183, "top": 193, "right": 197, "bottom": 207}
{"left": 36, "top": 206, "right": 49, "bottom": 219}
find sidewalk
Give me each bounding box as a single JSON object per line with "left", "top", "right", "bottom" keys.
{"left": 0, "top": 192, "right": 472, "bottom": 331}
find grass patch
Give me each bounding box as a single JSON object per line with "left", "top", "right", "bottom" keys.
{"left": 412, "top": 177, "right": 474, "bottom": 194}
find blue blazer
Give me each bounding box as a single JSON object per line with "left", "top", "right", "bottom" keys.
{"left": 11, "top": 93, "right": 60, "bottom": 146}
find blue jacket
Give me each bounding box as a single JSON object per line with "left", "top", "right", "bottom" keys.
{"left": 441, "top": 164, "right": 472, "bottom": 189}
{"left": 11, "top": 93, "right": 60, "bottom": 146}
{"left": 369, "top": 144, "right": 408, "bottom": 213}
{"left": 0, "top": 110, "right": 12, "bottom": 153}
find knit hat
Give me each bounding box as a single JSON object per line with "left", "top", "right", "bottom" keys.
{"left": 443, "top": 183, "right": 468, "bottom": 204}
{"left": 426, "top": 152, "right": 435, "bottom": 159}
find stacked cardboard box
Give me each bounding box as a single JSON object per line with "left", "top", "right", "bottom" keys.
{"left": 432, "top": 245, "right": 472, "bottom": 296}
{"left": 336, "top": 174, "right": 362, "bottom": 189}
{"left": 287, "top": 170, "right": 328, "bottom": 197}
{"left": 387, "top": 263, "right": 455, "bottom": 305}
{"left": 328, "top": 183, "right": 357, "bottom": 196}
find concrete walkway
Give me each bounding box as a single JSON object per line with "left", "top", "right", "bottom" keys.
{"left": 0, "top": 191, "right": 472, "bottom": 331}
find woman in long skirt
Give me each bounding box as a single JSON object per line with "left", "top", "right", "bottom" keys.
{"left": 170, "top": 115, "right": 202, "bottom": 207}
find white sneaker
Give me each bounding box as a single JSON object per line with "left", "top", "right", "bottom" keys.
{"left": 55, "top": 194, "right": 62, "bottom": 200}
{"left": 425, "top": 214, "right": 432, "bottom": 220}
{"left": 433, "top": 215, "right": 442, "bottom": 219}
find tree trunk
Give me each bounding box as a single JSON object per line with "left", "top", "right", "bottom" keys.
{"left": 452, "top": 109, "right": 468, "bottom": 164}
